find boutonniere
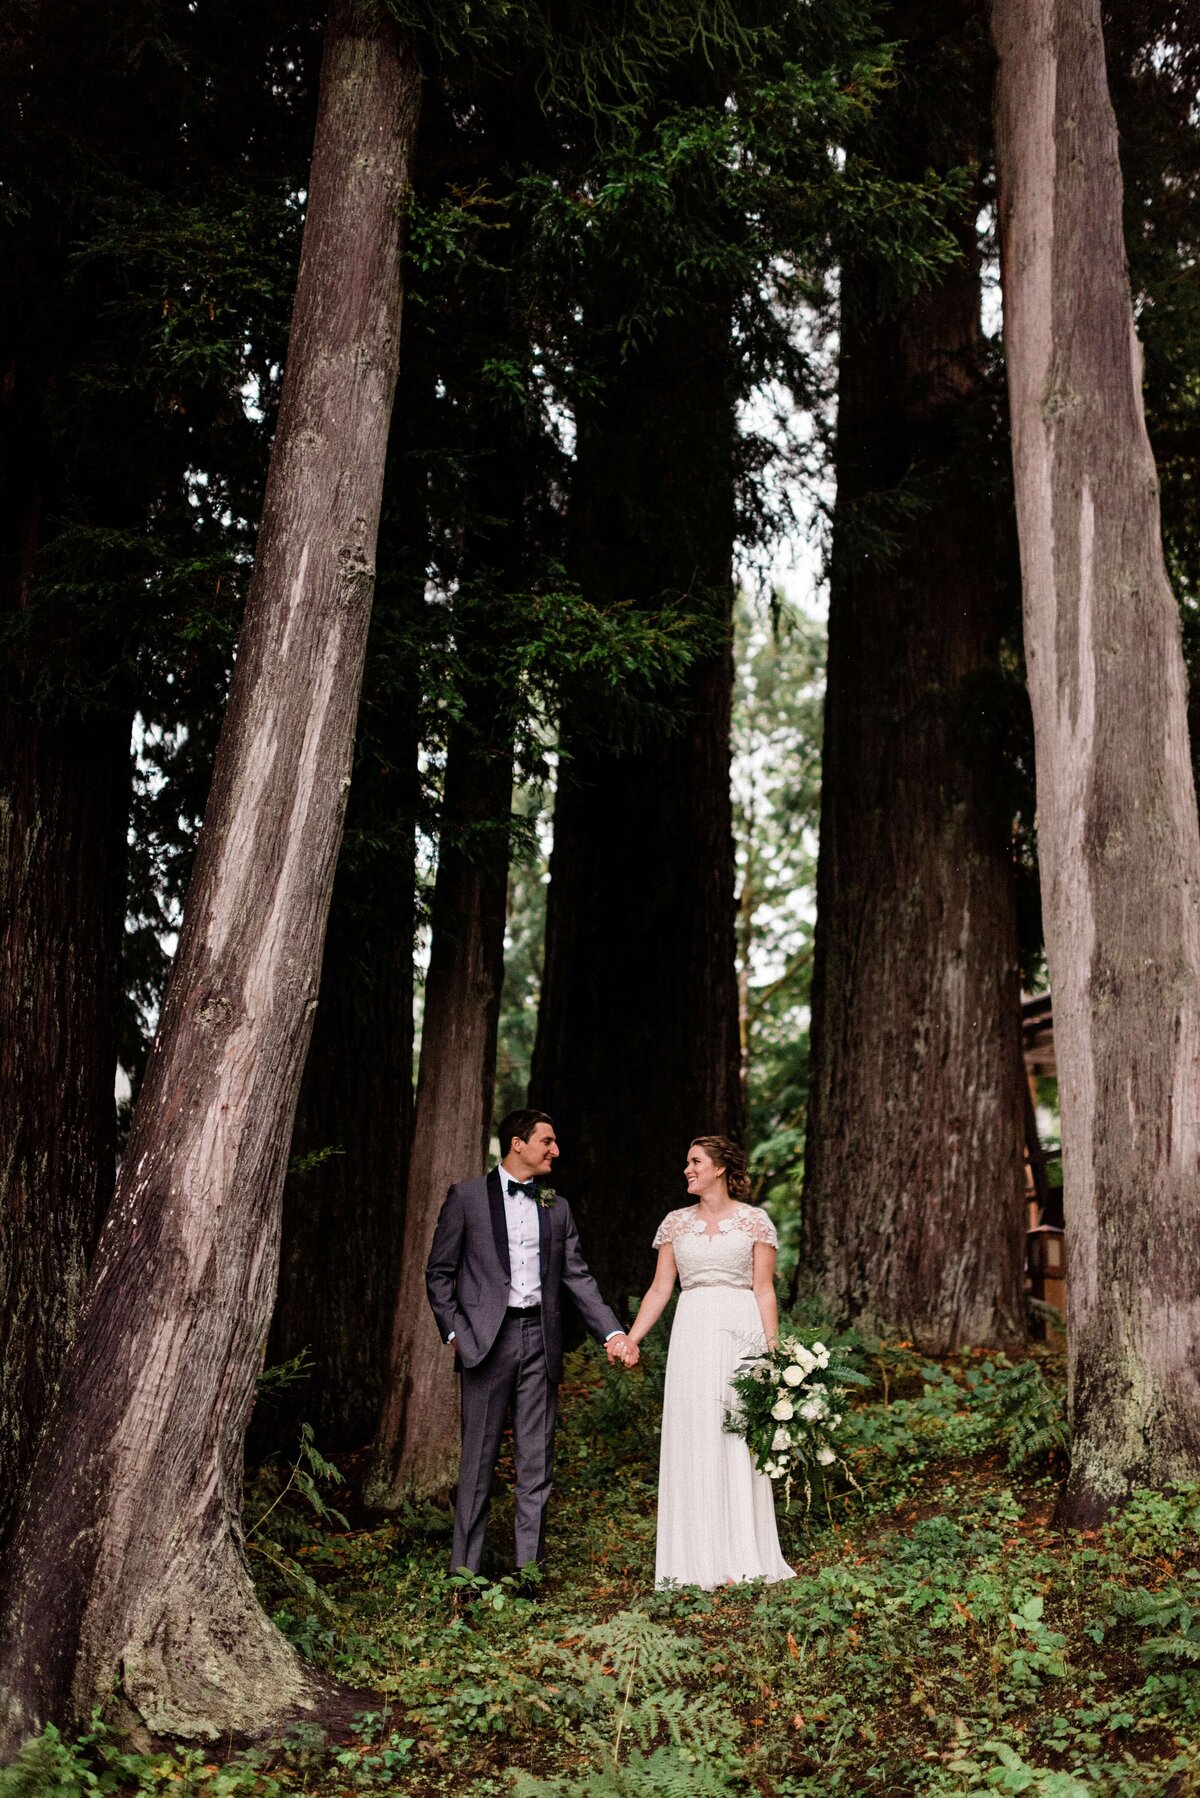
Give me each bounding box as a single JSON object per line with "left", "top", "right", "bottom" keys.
{"left": 536, "top": 1185, "right": 559, "bottom": 1210}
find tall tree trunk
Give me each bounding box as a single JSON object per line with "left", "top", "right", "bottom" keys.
{"left": 802, "top": 11, "right": 1028, "bottom": 1350}
{"left": 0, "top": 6, "right": 421, "bottom": 1752}
{"left": 531, "top": 317, "right": 743, "bottom": 1305}
{"left": 364, "top": 717, "right": 511, "bottom": 1506}
{"left": 0, "top": 695, "right": 127, "bottom": 1545}
{"left": 262, "top": 353, "right": 431, "bottom": 1457}
{"left": 990, "top": 0, "right": 1200, "bottom": 1520}
{"left": 0, "top": 338, "right": 131, "bottom": 1548}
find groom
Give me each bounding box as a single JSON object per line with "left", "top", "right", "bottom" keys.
{"left": 425, "top": 1108, "right": 634, "bottom": 1577}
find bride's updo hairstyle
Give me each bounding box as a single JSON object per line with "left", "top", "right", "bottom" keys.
{"left": 690, "top": 1135, "right": 751, "bottom": 1203}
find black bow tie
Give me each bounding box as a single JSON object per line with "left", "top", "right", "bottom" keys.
{"left": 506, "top": 1178, "right": 537, "bottom": 1199}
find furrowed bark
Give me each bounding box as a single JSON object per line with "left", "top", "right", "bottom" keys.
{"left": 0, "top": 697, "right": 127, "bottom": 1545}
{"left": 531, "top": 315, "right": 743, "bottom": 1304}
{"left": 364, "top": 717, "right": 511, "bottom": 1507}
{"left": 0, "top": 3, "right": 421, "bottom": 1751}
{"left": 991, "top": 0, "right": 1200, "bottom": 1518}
{"left": 264, "top": 356, "right": 430, "bottom": 1456}
{"left": 802, "top": 6, "right": 1028, "bottom": 1350}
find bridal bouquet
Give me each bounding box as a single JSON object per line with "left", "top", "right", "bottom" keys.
{"left": 725, "top": 1330, "right": 868, "bottom": 1505}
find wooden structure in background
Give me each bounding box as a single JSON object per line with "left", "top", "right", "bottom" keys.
{"left": 1021, "top": 993, "right": 1065, "bottom": 1328}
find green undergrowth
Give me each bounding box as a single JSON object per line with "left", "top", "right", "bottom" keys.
{"left": 7, "top": 1336, "right": 1200, "bottom": 1796}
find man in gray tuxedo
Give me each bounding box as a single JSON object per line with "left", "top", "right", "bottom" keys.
{"left": 425, "top": 1107, "right": 635, "bottom": 1577}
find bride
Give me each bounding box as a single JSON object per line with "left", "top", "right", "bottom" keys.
{"left": 622, "top": 1134, "right": 794, "bottom": 1589}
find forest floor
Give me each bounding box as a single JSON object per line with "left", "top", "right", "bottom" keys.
{"left": 8, "top": 1333, "right": 1200, "bottom": 1797}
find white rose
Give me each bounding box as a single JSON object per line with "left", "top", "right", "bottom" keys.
{"left": 782, "top": 1365, "right": 806, "bottom": 1388}
{"left": 771, "top": 1398, "right": 795, "bottom": 1421}
{"left": 772, "top": 1427, "right": 791, "bottom": 1451}
{"left": 816, "top": 1446, "right": 836, "bottom": 1466}
{"left": 811, "top": 1341, "right": 828, "bottom": 1358}
{"left": 799, "top": 1397, "right": 826, "bottom": 1422}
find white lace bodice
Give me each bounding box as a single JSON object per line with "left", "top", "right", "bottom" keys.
{"left": 652, "top": 1203, "right": 778, "bottom": 1291}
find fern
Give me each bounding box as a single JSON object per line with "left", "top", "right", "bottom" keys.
{"left": 513, "top": 1744, "right": 737, "bottom": 1798}
{"left": 575, "top": 1609, "right": 697, "bottom": 1688}
{"left": 1112, "top": 1576, "right": 1200, "bottom": 1667}
{"left": 986, "top": 1359, "right": 1067, "bottom": 1470}
{"left": 248, "top": 1422, "right": 348, "bottom": 1539}
{"left": 617, "top": 1689, "right": 739, "bottom": 1759}
{"left": 253, "top": 1347, "right": 315, "bottom": 1404}
{"left": 1141, "top": 1634, "right": 1200, "bottom": 1664}
{"left": 532, "top": 1608, "right": 741, "bottom": 1767}
{"left": 0, "top": 1725, "right": 95, "bottom": 1798}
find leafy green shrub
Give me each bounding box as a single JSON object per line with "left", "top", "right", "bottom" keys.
{"left": 1108, "top": 1483, "right": 1200, "bottom": 1561}
{"left": 0, "top": 1725, "right": 95, "bottom": 1798}
{"left": 836, "top": 1360, "right": 995, "bottom": 1502}
{"left": 999, "top": 1595, "right": 1068, "bottom": 1690}
{"left": 0, "top": 1718, "right": 284, "bottom": 1798}
{"left": 570, "top": 1315, "right": 669, "bottom": 1456}
{"left": 945, "top": 1738, "right": 1092, "bottom": 1796}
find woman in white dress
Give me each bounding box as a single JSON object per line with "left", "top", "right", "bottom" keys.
{"left": 623, "top": 1135, "right": 794, "bottom": 1589}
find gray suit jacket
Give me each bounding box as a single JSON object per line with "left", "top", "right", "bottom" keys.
{"left": 425, "top": 1167, "right": 621, "bottom": 1383}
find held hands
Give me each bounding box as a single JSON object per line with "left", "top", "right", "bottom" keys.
{"left": 606, "top": 1333, "right": 640, "bottom": 1368}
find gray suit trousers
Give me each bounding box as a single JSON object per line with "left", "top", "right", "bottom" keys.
{"left": 453, "top": 1309, "right": 556, "bottom": 1575}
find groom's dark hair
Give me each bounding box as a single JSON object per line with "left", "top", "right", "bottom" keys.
{"left": 498, "top": 1108, "right": 554, "bottom": 1157}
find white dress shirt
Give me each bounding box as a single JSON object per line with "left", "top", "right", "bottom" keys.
{"left": 501, "top": 1166, "right": 542, "bottom": 1308}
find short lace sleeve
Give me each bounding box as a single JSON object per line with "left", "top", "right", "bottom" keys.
{"left": 740, "top": 1204, "right": 778, "bottom": 1248}
{"left": 652, "top": 1208, "right": 690, "bottom": 1248}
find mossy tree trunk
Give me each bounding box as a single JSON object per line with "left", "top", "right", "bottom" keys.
{"left": 991, "top": 0, "right": 1200, "bottom": 1519}
{"left": 0, "top": 4, "right": 422, "bottom": 1750}
{"left": 802, "top": 7, "right": 1028, "bottom": 1351}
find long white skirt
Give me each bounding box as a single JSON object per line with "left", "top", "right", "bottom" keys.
{"left": 655, "top": 1285, "right": 795, "bottom": 1590}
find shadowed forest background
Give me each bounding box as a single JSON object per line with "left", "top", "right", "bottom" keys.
{"left": 4, "top": 0, "right": 1200, "bottom": 1791}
